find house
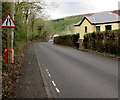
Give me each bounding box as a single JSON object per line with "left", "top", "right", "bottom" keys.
{"left": 50, "top": 34, "right": 60, "bottom": 38}
{"left": 74, "top": 11, "right": 120, "bottom": 40}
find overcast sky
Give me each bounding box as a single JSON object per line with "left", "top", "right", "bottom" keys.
{"left": 43, "top": 0, "right": 120, "bottom": 19}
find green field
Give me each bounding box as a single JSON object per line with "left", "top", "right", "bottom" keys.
{"left": 52, "top": 18, "right": 83, "bottom": 34}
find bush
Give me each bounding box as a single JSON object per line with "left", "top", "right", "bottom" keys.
{"left": 83, "top": 29, "right": 120, "bottom": 55}
{"left": 54, "top": 34, "right": 79, "bottom": 48}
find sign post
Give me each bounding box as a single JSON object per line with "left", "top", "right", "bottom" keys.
{"left": 0, "top": 13, "right": 16, "bottom": 63}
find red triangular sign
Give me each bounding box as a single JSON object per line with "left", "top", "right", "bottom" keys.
{"left": 0, "top": 13, "right": 16, "bottom": 28}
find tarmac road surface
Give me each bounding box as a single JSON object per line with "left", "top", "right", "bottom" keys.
{"left": 34, "top": 42, "right": 118, "bottom": 98}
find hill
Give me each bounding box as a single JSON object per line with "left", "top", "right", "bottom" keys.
{"left": 52, "top": 18, "right": 82, "bottom": 34}
{"left": 51, "top": 13, "right": 93, "bottom": 34}
{"left": 51, "top": 10, "right": 119, "bottom": 35}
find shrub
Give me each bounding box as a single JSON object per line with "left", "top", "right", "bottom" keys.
{"left": 83, "top": 29, "right": 120, "bottom": 55}
{"left": 54, "top": 34, "right": 79, "bottom": 48}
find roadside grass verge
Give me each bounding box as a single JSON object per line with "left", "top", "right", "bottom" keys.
{"left": 2, "top": 40, "right": 27, "bottom": 98}
{"left": 2, "top": 39, "right": 41, "bottom": 98}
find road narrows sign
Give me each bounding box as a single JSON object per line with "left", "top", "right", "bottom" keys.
{"left": 0, "top": 13, "right": 16, "bottom": 28}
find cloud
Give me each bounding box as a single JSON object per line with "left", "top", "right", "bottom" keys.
{"left": 43, "top": 0, "right": 120, "bottom": 19}
{"left": 45, "top": 2, "right": 96, "bottom": 19}
{"left": 44, "top": 0, "right": 92, "bottom": 3}
{"left": 57, "top": 2, "right": 94, "bottom": 15}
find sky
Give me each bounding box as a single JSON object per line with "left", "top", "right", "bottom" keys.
{"left": 43, "top": 0, "right": 120, "bottom": 20}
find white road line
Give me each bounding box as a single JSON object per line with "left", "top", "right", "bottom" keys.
{"left": 55, "top": 87, "right": 60, "bottom": 93}
{"left": 45, "top": 69, "right": 60, "bottom": 93}
{"left": 48, "top": 74, "right": 51, "bottom": 77}
{"left": 47, "top": 71, "right": 49, "bottom": 74}
{"left": 52, "top": 81, "right": 56, "bottom": 87}
{"left": 46, "top": 69, "right": 51, "bottom": 77}
{"left": 46, "top": 69, "right": 48, "bottom": 72}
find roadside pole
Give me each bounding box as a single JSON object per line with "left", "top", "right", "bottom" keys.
{"left": 10, "top": 1, "right": 15, "bottom": 49}
{"left": 7, "top": 29, "right": 10, "bottom": 65}
{"left": 10, "top": 2, "right": 15, "bottom": 64}
{"left": 1, "top": 13, "right": 16, "bottom": 64}
{"left": 6, "top": 2, "right": 15, "bottom": 65}
{"left": 11, "top": 30, "right": 14, "bottom": 49}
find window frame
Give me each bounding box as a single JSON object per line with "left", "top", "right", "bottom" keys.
{"left": 105, "top": 25, "right": 112, "bottom": 31}
{"left": 96, "top": 26, "right": 100, "bottom": 32}
{"left": 85, "top": 26, "right": 87, "bottom": 33}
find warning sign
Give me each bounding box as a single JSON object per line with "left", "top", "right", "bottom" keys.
{"left": 0, "top": 13, "right": 16, "bottom": 28}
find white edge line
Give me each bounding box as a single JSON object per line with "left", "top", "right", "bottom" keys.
{"left": 52, "top": 81, "right": 56, "bottom": 87}
{"left": 55, "top": 87, "right": 60, "bottom": 93}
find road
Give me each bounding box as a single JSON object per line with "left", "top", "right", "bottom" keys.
{"left": 33, "top": 42, "right": 118, "bottom": 98}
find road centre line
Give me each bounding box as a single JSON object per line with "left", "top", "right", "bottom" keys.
{"left": 46, "top": 69, "right": 51, "bottom": 77}
{"left": 45, "top": 69, "right": 60, "bottom": 93}
{"left": 48, "top": 74, "right": 51, "bottom": 77}
{"left": 52, "top": 81, "right": 56, "bottom": 87}
{"left": 47, "top": 71, "right": 49, "bottom": 74}
{"left": 46, "top": 69, "right": 48, "bottom": 72}
{"left": 55, "top": 87, "right": 60, "bottom": 93}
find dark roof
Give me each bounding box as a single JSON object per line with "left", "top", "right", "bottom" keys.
{"left": 74, "top": 11, "right": 120, "bottom": 26}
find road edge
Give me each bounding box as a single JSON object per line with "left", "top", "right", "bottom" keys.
{"left": 53, "top": 43, "right": 119, "bottom": 60}
{"left": 32, "top": 44, "right": 53, "bottom": 99}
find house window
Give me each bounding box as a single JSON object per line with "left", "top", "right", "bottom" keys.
{"left": 85, "top": 26, "right": 87, "bottom": 33}
{"left": 105, "top": 25, "right": 112, "bottom": 31}
{"left": 96, "top": 26, "right": 100, "bottom": 32}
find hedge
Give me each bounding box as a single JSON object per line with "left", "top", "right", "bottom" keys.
{"left": 83, "top": 29, "right": 120, "bottom": 55}
{"left": 54, "top": 34, "right": 79, "bottom": 48}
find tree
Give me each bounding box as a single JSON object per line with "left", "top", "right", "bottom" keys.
{"left": 14, "top": 1, "right": 50, "bottom": 42}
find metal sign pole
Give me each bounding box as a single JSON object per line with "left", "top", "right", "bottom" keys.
{"left": 1, "top": 12, "right": 16, "bottom": 64}
{"left": 7, "top": 29, "right": 10, "bottom": 65}
{"left": 10, "top": 2, "right": 15, "bottom": 49}
{"left": 11, "top": 29, "right": 14, "bottom": 49}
